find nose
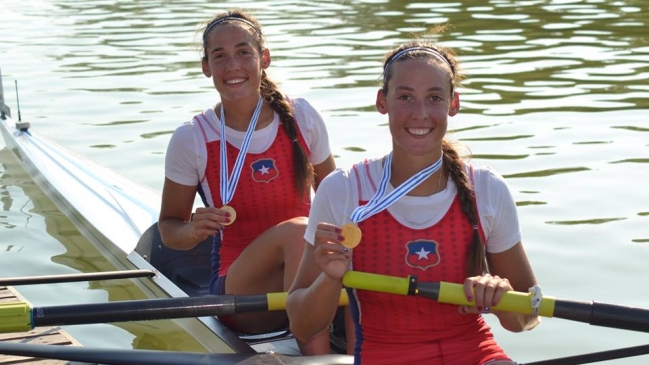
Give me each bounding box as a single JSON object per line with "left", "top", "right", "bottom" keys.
{"left": 224, "top": 55, "right": 241, "bottom": 71}
{"left": 411, "top": 99, "right": 431, "bottom": 121}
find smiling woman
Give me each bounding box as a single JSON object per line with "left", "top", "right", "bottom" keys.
{"left": 157, "top": 8, "right": 337, "bottom": 356}
{"left": 287, "top": 36, "right": 539, "bottom": 365}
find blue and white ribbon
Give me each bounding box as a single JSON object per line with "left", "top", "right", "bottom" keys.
{"left": 350, "top": 152, "right": 443, "bottom": 223}
{"left": 219, "top": 96, "right": 264, "bottom": 206}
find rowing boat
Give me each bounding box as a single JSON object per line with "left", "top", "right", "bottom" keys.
{"left": 0, "top": 68, "right": 349, "bottom": 363}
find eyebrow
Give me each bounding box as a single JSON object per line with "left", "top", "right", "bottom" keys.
{"left": 209, "top": 41, "right": 253, "bottom": 54}
{"left": 394, "top": 86, "right": 447, "bottom": 92}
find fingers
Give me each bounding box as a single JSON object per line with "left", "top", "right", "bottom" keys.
{"left": 314, "top": 223, "right": 349, "bottom": 257}
{"left": 313, "top": 223, "right": 351, "bottom": 280}
{"left": 461, "top": 274, "right": 512, "bottom": 315}
{"left": 190, "top": 207, "right": 231, "bottom": 239}
{"left": 314, "top": 222, "right": 344, "bottom": 246}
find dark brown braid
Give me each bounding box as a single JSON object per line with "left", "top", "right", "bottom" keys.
{"left": 442, "top": 141, "right": 488, "bottom": 276}
{"left": 381, "top": 37, "right": 487, "bottom": 276}
{"left": 200, "top": 9, "right": 314, "bottom": 198}
{"left": 260, "top": 71, "right": 314, "bottom": 198}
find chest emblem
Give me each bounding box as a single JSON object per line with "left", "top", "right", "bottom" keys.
{"left": 405, "top": 240, "right": 440, "bottom": 271}
{"left": 251, "top": 158, "right": 279, "bottom": 183}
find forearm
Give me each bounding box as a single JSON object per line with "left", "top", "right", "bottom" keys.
{"left": 496, "top": 311, "right": 541, "bottom": 332}
{"left": 158, "top": 218, "right": 203, "bottom": 250}
{"left": 287, "top": 273, "right": 344, "bottom": 342}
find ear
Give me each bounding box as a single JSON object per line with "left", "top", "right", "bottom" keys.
{"left": 201, "top": 59, "right": 211, "bottom": 78}
{"left": 449, "top": 92, "right": 460, "bottom": 116}
{"left": 375, "top": 89, "right": 388, "bottom": 115}
{"left": 261, "top": 48, "right": 271, "bottom": 70}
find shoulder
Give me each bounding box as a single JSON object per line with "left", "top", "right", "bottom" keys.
{"left": 290, "top": 97, "right": 318, "bottom": 113}
{"left": 471, "top": 164, "right": 511, "bottom": 196}
{"left": 289, "top": 97, "right": 325, "bottom": 124}
{"left": 318, "top": 167, "right": 354, "bottom": 191}
{"left": 170, "top": 109, "right": 219, "bottom": 145}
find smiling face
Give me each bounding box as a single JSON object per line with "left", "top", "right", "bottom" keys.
{"left": 201, "top": 22, "right": 270, "bottom": 104}
{"left": 376, "top": 57, "right": 459, "bottom": 160}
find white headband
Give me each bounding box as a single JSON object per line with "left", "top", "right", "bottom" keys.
{"left": 384, "top": 46, "right": 454, "bottom": 74}
{"left": 204, "top": 16, "right": 262, "bottom": 40}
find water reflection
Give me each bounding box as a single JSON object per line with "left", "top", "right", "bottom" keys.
{"left": 1, "top": 0, "right": 648, "bottom": 361}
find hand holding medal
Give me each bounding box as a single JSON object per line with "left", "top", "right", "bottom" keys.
{"left": 220, "top": 205, "right": 237, "bottom": 226}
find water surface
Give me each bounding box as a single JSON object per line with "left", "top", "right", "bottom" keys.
{"left": 1, "top": 0, "right": 648, "bottom": 363}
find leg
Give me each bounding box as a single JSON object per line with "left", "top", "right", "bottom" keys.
{"left": 224, "top": 217, "right": 331, "bottom": 354}
{"left": 345, "top": 306, "right": 355, "bottom": 355}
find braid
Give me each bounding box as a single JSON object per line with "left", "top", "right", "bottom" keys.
{"left": 260, "top": 70, "right": 314, "bottom": 199}
{"left": 442, "top": 140, "right": 488, "bottom": 276}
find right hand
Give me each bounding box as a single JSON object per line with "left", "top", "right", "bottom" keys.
{"left": 189, "top": 207, "right": 231, "bottom": 241}
{"left": 313, "top": 222, "right": 352, "bottom": 281}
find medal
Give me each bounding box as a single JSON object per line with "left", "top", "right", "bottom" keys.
{"left": 218, "top": 97, "right": 263, "bottom": 228}
{"left": 341, "top": 223, "right": 362, "bottom": 248}
{"left": 346, "top": 152, "right": 444, "bottom": 248}
{"left": 220, "top": 205, "right": 237, "bottom": 226}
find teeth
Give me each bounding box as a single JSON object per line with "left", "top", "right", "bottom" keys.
{"left": 226, "top": 78, "right": 245, "bottom": 85}
{"left": 408, "top": 128, "right": 431, "bottom": 136}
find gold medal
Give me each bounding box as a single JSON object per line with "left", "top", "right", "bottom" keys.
{"left": 341, "top": 223, "right": 362, "bottom": 248}
{"left": 220, "top": 205, "right": 237, "bottom": 226}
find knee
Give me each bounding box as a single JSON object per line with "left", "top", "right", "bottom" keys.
{"left": 277, "top": 217, "right": 308, "bottom": 252}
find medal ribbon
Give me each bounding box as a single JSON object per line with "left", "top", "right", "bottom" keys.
{"left": 350, "top": 152, "right": 443, "bottom": 223}
{"left": 219, "top": 96, "right": 264, "bottom": 206}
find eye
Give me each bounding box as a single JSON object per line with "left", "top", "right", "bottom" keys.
{"left": 397, "top": 94, "right": 411, "bottom": 100}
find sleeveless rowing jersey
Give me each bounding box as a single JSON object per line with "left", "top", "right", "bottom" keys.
{"left": 195, "top": 113, "right": 311, "bottom": 278}
{"left": 347, "top": 160, "right": 510, "bottom": 365}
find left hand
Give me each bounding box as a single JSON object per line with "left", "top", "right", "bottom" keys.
{"left": 459, "top": 274, "right": 512, "bottom": 315}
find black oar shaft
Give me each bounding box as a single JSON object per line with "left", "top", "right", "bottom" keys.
{"left": 523, "top": 343, "right": 649, "bottom": 365}
{"left": 554, "top": 300, "right": 649, "bottom": 333}
{"left": 33, "top": 294, "right": 269, "bottom": 327}
{"left": 0, "top": 342, "right": 354, "bottom": 365}
{"left": 0, "top": 270, "right": 156, "bottom": 286}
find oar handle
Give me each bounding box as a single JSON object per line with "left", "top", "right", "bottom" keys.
{"left": 0, "top": 303, "right": 32, "bottom": 333}
{"left": 342, "top": 271, "right": 415, "bottom": 295}
{"left": 266, "top": 290, "right": 349, "bottom": 311}
{"left": 342, "top": 271, "right": 556, "bottom": 317}
{"left": 437, "top": 282, "right": 556, "bottom": 317}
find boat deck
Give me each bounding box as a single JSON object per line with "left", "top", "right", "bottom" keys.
{"left": 0, "top": 286, "right": 90, "bottom": 365}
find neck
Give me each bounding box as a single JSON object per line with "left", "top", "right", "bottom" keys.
{"left": 220, "top": 96, "right": 273, "bottom": 132}
{"left": 389, "top": 150, "right": 445, "bottom": 196}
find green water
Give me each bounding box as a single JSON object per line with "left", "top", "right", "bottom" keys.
{"left": 1, "top": 0, "right": 648, "bottom": 363}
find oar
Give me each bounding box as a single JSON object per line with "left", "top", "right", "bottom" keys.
{"left": 0, "top": 291, "right": 349, "bottom": 334}
{"left": 522, "top": 343, "right": 649, "bottom": 365}
{"left": 0, "top": 342, "right": 353, "bottom": 365}
{"left": 342, "top": 271, "right": 649, "bottom": 334}
{"left": 0, "top": 269, "right": 156, "bottom": 286}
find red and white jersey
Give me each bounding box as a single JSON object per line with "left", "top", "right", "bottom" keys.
{"left": 306, "top": 158, "right": 521, "bottom": 364}
{"left": 166, "top": 98, "right": 331, "bottom": 275}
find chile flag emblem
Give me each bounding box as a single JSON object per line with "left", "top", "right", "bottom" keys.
{"left": 251, "top": 158, "right": 279, "bottom": 183}
{"left": 405, "top": 240, "right": 440, "bottom": 271}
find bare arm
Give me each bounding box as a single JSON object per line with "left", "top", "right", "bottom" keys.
{"left": 158, "top": 178, "right": 227, "bottom": 250}
{"left": 487, "top": 242, "right": 540, "bottom": 332}
{"left": 312, "top": 154, "right": 336, "bottom": 191}
{"left": 287, "top": 224, "right": 349, "bottom": 343}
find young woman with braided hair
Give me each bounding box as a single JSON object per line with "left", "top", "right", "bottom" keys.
{"left": 287, "top": 38, "right": 540, "bottom": 364}
{"left": 158, "top": 9, "right": 335, "bottom": 354}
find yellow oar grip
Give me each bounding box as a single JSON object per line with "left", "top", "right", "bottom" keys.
{"left": 342, "top": 271, "right": 411, "bottom": 296}
{"left": 266, "top": 290, "right": 350, "bottom": 311}
{"left": 267, "top": 292, "right": 288, "bottom": 311}
{"left": 0, "top": 302, "right": 32, "bottom": 333}
{"left": 438, "top": 282, "right": 556, "bottom": 317}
